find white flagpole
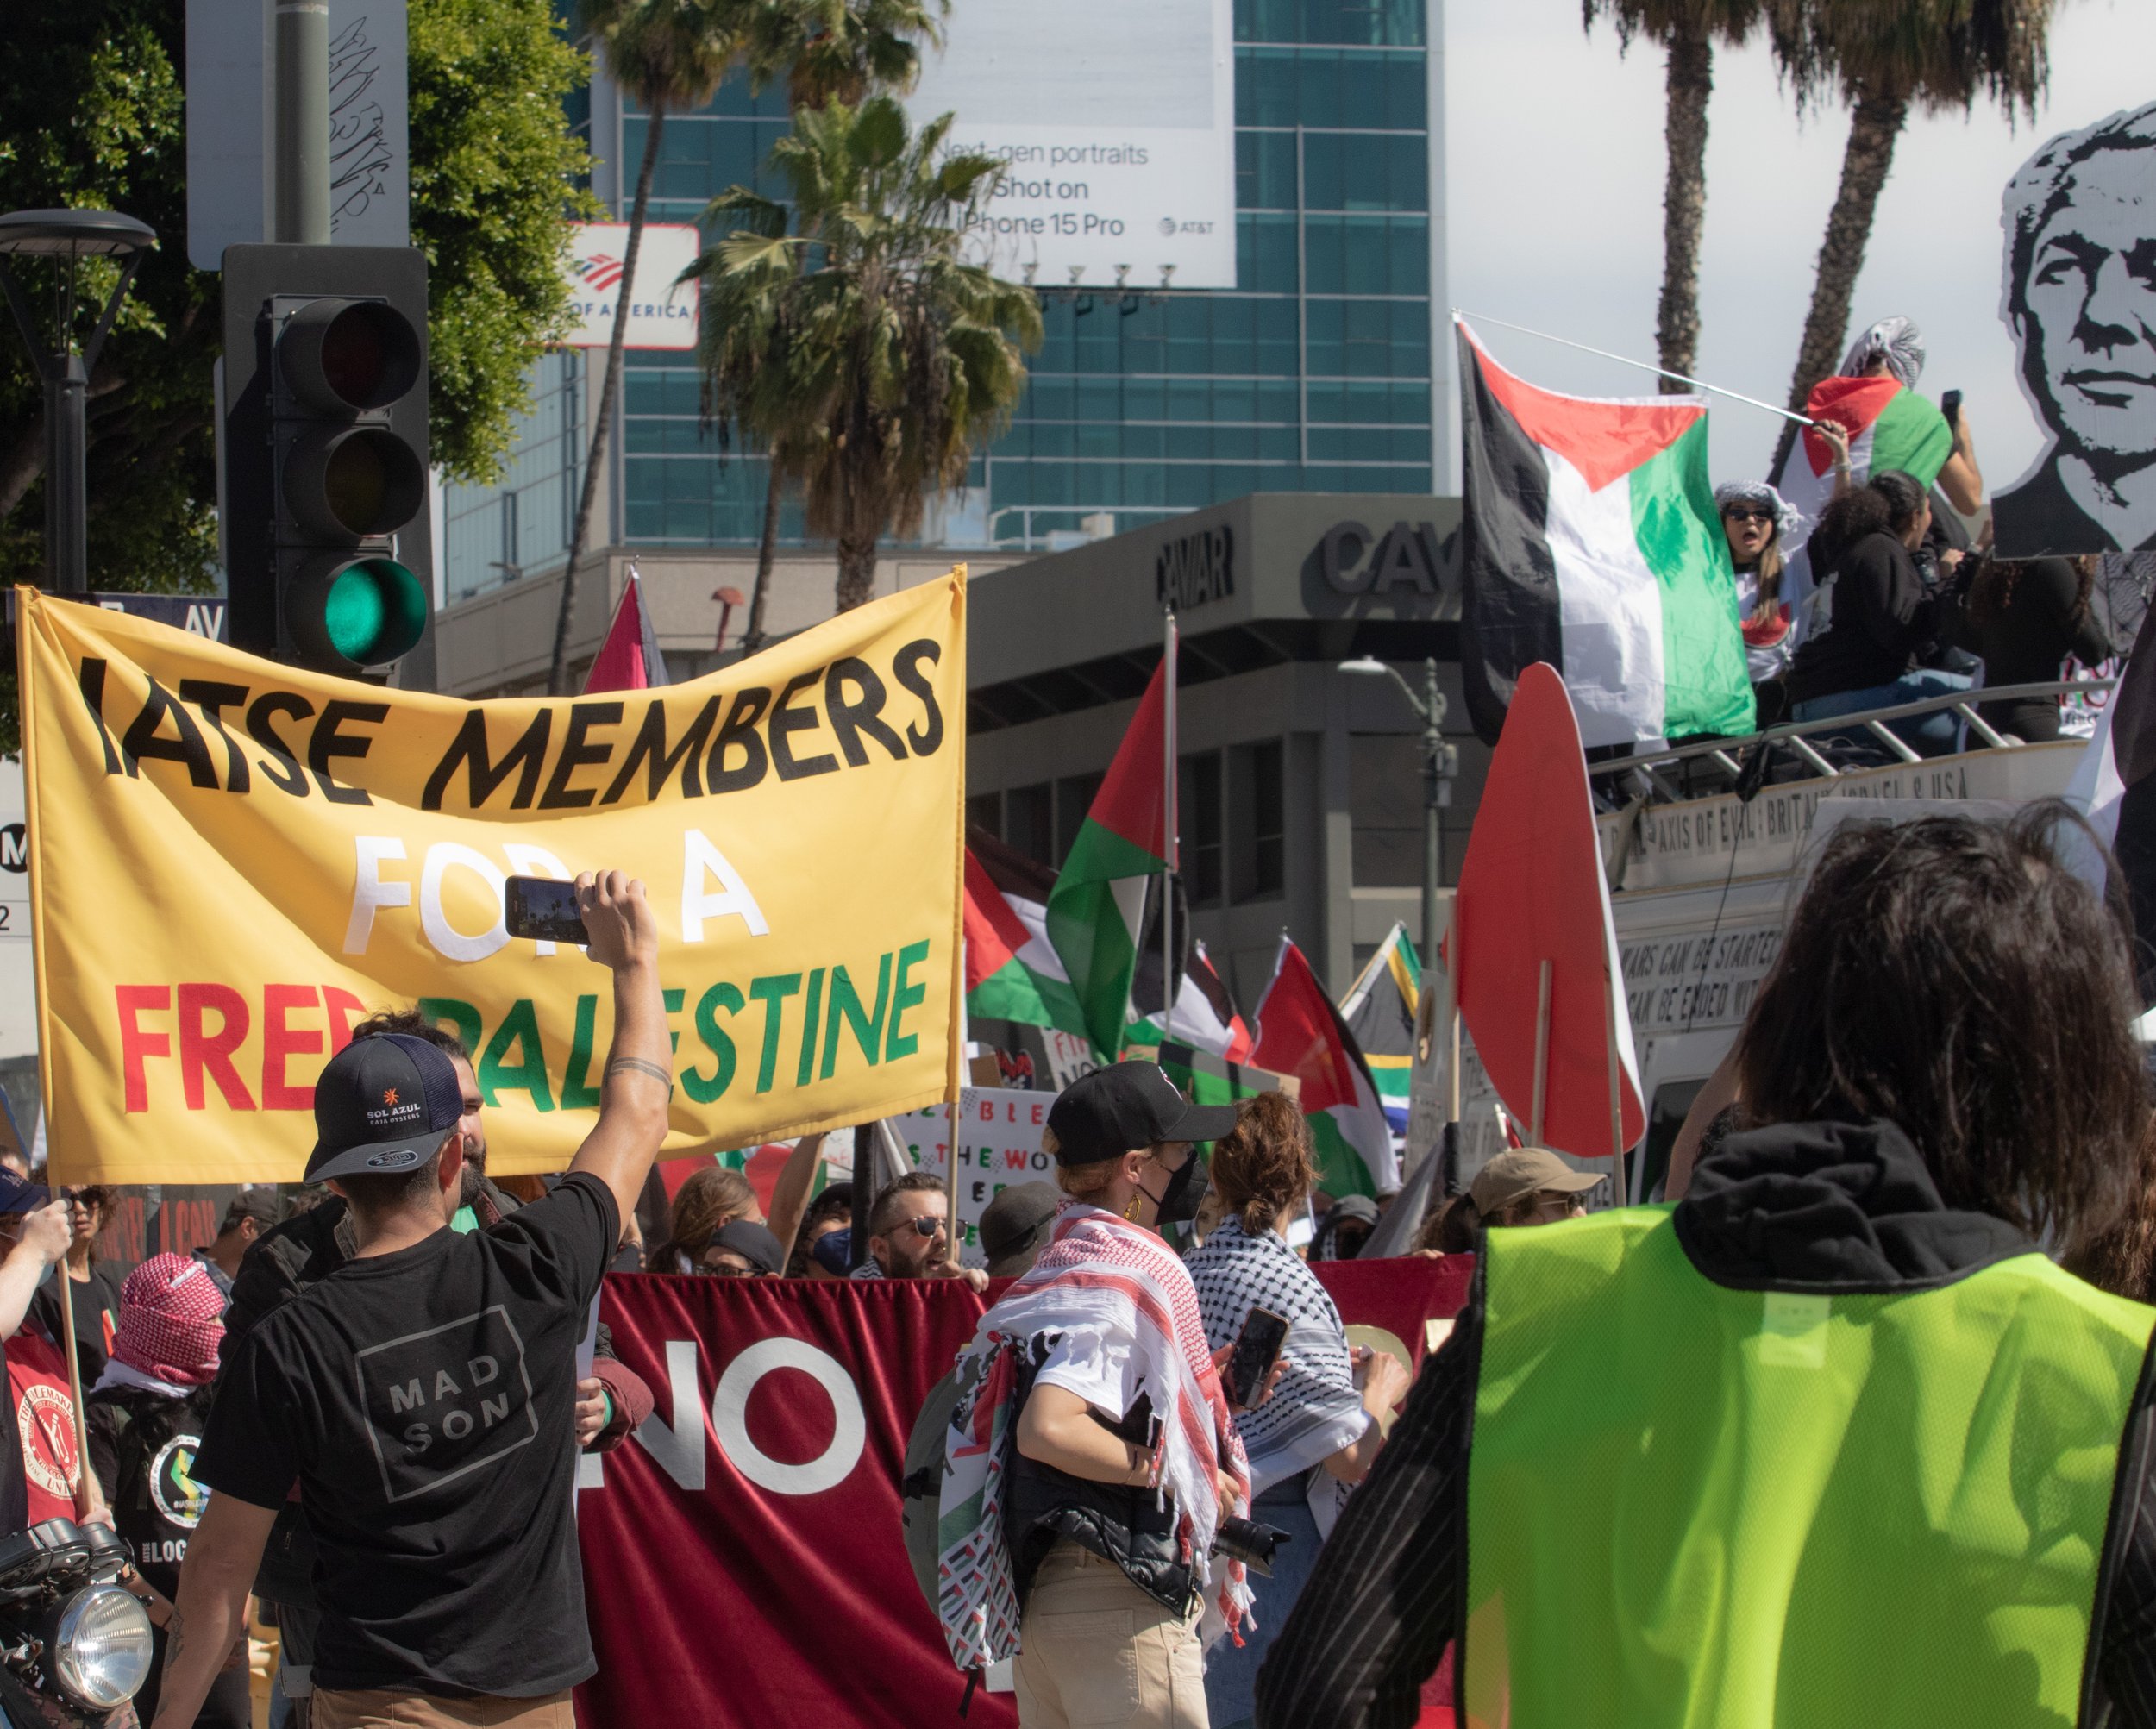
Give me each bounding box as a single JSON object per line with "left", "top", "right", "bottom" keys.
{"left": 1454, "top": 310, "right": 1816, "bottom": 428}
{"left": 1161, "top": 607, "right": 1179, "bottom": 1045}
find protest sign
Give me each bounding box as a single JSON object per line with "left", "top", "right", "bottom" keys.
{"left": 887, "top": 1087, "right": 1059, "bottom": 1265}
{"left": 576, "top": 1255, "right": 1470, "bottom": 1729}
{"left": 16, "top": 574, "right": 968, "bottom": 1182}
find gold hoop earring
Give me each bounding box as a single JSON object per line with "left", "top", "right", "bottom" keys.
{"left": 1123, "top": 1195, "right": 1143, "bottom": 1222}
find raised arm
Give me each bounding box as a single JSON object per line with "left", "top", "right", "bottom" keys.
{"left": 566, "top": 870, "right": 674, "bottom": 1231}
{"left": 767, "top": 1132, "right": 829, "bottom": 1262}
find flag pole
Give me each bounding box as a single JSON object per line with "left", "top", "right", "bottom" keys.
{"left": 1605, "top": 955, "right": 1629, "bottom": 1208}
{"left": 1529, "top": 959, "right": 1552, "bottom": 1145}
{"left": 1161, "top": 607, "right": 1178, "bottom": 1045}
{"left": 1454, "top": 310, "right": 1817, "bottom": 428}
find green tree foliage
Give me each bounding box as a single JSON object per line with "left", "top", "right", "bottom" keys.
{"left": 0, "top": 0, "right": 592, "bottom": 598}
{"left": 688, "top": 96, "right": 1040, "bottom": 614}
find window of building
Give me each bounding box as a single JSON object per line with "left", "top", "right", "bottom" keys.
{"left": 1351, "top": 733, "right": 1423, "bottom": 888}
{"left": 1181, "top": 750, "right": 1225, "bottom": 907}
{"left": 1007, "top": 783, "right": 1054, "bottom": 866}
{"left": 1228, "top": 740, "right": 1285, "bottom": 903}
{"left": 966, "top": 792, "right": 1002, "bottom": 840}
{"left": 1056, "top": 773, "right": 1103, "bottom": 863}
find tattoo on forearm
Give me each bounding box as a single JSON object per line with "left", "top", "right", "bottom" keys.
{"left": 605, "top": 1056, "right": 673, "bottom": 1090}
{"left": 162, "top": 1610, "right": 185, "bottom": 1675}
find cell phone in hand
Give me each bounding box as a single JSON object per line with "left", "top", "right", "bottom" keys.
{"left": 504, "top": 875, "right": 587, "bottom": 944}
{"left": 1227, "top": 1306, "right": 1290, "bottom": 1408}
{"left": 1940, "top": 389, "right": 1962, "bottom": 430}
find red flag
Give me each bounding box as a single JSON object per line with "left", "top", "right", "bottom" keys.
{"left": 583, "top": 572, "right": 672, "bottom": 693}
{"left": 1454, "top": 662, "right": 1645, "bottom": 1156}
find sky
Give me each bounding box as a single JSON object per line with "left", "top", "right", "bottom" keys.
{"left": 1441, "top": 0, "right": 2155, "bottom": 494}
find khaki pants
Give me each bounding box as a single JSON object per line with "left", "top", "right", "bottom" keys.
{"left": 310, "top": 1688, "right": 574, "bottom": 1728}
{"left": 1015, "top": 1542, "right": 1208, "bottom": 1729}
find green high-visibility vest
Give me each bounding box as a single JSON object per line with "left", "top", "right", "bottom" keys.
{"left": 1464, "top": 1205, "right": 2155, "bottom": 1728}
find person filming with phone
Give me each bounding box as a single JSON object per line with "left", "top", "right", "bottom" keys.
{"left": 152, "top": 870, "right": 671, "bottom": 1729}
{"left": 1185, "top": 1093, "right": 1411, "bottom": 1729}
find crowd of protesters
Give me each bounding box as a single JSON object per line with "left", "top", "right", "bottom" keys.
{"left": 1712, "top": 312, "right": 2134, "bottom": 754}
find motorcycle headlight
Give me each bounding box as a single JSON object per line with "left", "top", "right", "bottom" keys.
{"left": 51, "top": 1584, "right": 154, "bottom": 1709}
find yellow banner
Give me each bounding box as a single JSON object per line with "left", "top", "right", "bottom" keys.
{"left": 18, "top": 573, "right": 968, "bottom": 1183}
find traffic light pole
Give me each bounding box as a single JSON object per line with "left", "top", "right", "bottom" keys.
{"left": 273, "top": 0, "right": 331, "bottom": 244}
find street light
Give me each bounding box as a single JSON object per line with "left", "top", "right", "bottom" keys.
{"left": 0, "top": 209, "right": 157, "bottom": 595}
{"left": 1341, "top": 655, "right": 1457, "bottom": 975}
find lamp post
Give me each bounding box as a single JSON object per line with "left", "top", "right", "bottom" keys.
{"left": 1341, "top": 655, "right": 1457, "bottom": 974}
{"left": 0, "top": 210, "right": 157, "bottom": 596}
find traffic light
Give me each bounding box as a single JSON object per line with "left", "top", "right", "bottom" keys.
{"left": 221, "top": 244, "right": 433, "bottom": 676}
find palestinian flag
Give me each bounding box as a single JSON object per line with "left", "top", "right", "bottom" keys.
{"left": 1046, "top": 659, "right": 1172, "bottom": 1057}
{"left": 1339, "top": 923, "right": 1419, "bottom": 1133}
{"left": 1771, "top": 373, "right": 1955, "bottom": 628}
{"left": 1140, "top": 937, "right": 1252, "bottom": 1062}
{"left": 1249, "top": 937, "right": 1400, "bottom": 1199}
{"left": 963, "top": 828, "right": 1087, "bottom": 1039}
{"left": 583, "top": 571, "right": 672, "bottom": 692}
{"left": 1457, "top": 319, "right": 1752, "bottom": 749}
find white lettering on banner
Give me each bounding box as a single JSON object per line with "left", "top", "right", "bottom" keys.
{"left": 345, "top": 836, "right": 411, "bottom": 954}
{"left": 626, "top": 1337, "right": 866, "bottom": 1497}
{"left": 711, "top": 1338, "right": 867, "bottom": 1496}
{"left": 421, "top": 843, "right": 511, "bottom": 963}
{"left": 681, "top": 830, "right": 771, "bottom": 941}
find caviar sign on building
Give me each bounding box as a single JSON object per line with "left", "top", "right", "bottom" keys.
{"left": 909, "top": 0, "right": 1237, "bottom": 289}
{"left": 16, "top": 576, "right": 967, "bottom": 1184}
{"left": 564, "top": 223, "right": 702, "bottom": 351}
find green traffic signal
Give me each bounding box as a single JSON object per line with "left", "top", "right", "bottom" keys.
{"left": 291, "top": 555, "right": 429, "bottom": 672}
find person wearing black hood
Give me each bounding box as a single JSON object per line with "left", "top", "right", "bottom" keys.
{"left": 1257, "top": 806, "right": 2156, "bottom": 1727}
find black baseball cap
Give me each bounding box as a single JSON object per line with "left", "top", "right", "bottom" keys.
{"left": 979, "top": 1181, "right": 1061, "bottom": 1277}
{"left": 306, "top": 1032, "right": 464, "bottom": 1185}
{"left": 1046, "top": 1063, "right": 1238, "bottom": 1168}
{"left": 0, "top": 1170, "right": 49, "bottom": 1217}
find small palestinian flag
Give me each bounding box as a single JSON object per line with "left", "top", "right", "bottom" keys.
{"left": 1457, "top": 319, "right": 1753, "bottom": 748}
{"left": 1339, "top": 922, "right": 1420, "bottom": 1134}
{"left": 1046, "top": 658, "right": 1173, "bottom": 1057}
{"left": 963, "top": 829, "right": 1087, "bottom": 1040}
{"left": 582, "top": 570, "right": 672, "bottom": 693}
{"left": 1140, "top": 934, "right": 1252, "bottom": 1062}
{"left": 1771, "top": 373, "right": 1955, "bottom": 626}
{"left": 1249, "top": 937, "right": 1400, "bottom": 1199}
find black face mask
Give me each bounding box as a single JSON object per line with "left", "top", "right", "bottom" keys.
{"left": 1141, "top": 1151, "right": 1204, "bottom": 1226}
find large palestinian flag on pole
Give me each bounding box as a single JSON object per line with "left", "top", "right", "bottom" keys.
{"left": 963, "top": 828, "right": 1088, "bottom": 1039}
{"left": 1046, "top": 660, "right": 1172, "bottom": 1057}
{"left": 1339, "top": 922, "right": 1419, "bottom": 1134}
{"left": 1249, "top": 937, "right": 1400, "bottom": 1199}
{"left": 1771, "top": 373, "right": 1955, "bottom": 630}
{"left": 1457, "top": 319, "right": 1752, "bottom": 749}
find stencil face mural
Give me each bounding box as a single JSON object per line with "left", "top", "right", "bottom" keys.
{"left": 1995, "top": 102, "right": 2156, "bottom": 558}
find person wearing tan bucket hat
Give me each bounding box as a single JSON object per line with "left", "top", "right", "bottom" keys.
{"left": 1417, "top": 1149, "right": 1606, "bottom": 1256}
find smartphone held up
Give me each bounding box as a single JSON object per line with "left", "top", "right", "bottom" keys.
{"left": 504, "top": 875, "right": 589, "bottom": 945}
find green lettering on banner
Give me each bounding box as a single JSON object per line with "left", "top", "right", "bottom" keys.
{"left": 885, "top": 941, "right": 931, "bottom": 1062}
{"left": 561, "top": 995, "right": 602, "bottom": 1110}
{"left": 664, "top": 987, "right": 686, "bottom": 1056}
{"left": 683, "top": 982, "right": 743, "bottom": 1104}
{"left": 795, "top": 968, "right": 825, "bottom": 1089}
{"left": 821, "top": 953, "right": 893, "bottom": 1080}
{"left": 749, "top": 974, "right": 803, "bottom": 1094}
{"left": 479, "top": 999, "right": 555, "bottom": 1112}
{"left": 418, "top": 997, "right": 482, "bottom": 1059}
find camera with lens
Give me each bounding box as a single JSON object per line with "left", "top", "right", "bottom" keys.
{"left": 1213, "top": 1516, "right": 1292, "bottom": 1578}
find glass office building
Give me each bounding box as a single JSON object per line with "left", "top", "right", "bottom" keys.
{"left": 442, "top": 0, "right": 1445, "bottom": 599}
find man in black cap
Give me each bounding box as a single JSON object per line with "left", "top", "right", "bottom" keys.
{"left": 192, "top": 1190, "right": 292, "bottom": 1308}
{"left": 152, "top": 870, "right": 669, "bottom": 1729}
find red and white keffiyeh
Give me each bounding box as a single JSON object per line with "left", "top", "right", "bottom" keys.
{"left": 112, "top": 1253, "right": 224, "bottom": 1388}
{"left": 937, "top": 1201, "right": 1253, "bottom": 1675}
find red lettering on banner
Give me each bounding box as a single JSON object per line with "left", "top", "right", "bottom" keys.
{"left": 179, "top": 984, "right": 256, "bottom": 1111}
{"left": 262, "top": 984, "right": 323, "bottom": 1110}
{"left": 116, "top": 986, "right": 172, "bottom": 1112}
{"left": 1002, "top": 1149, "right": 1027, "bottom": 1169}
{"left": 323, "top": 986, "right": 368, "bottom": 1053}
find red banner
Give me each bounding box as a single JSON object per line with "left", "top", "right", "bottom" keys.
{"left": 575, "top": 1255, "right": 1473, "bottom": 1728}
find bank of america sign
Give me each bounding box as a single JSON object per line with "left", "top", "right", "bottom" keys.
{"left": 563, "top": 222, "right": 702, "bottom": 351}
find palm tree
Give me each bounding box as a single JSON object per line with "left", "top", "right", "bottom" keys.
{"left": 548, "top": 0, "right": 744, "bottom": 696}
{"left": 725, "top": 0, "right": 946, "bottom": 651}
{"left": 1583, "top": 0, "right": 1768, "bottom": 391}
{"left": 687, "top": 96, "right": 1039, "bottom": 616}
{"left": 1765, "top": 0, "right": 2056, "bottom": 473}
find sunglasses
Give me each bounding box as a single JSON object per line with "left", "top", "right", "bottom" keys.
{"left": 895, "top": 1216, "right": 942, "bottom": 1239}
{"left": 1721, "top": 507, "right": 1776, "bottom": 525}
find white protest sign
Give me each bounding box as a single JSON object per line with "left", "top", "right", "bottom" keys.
{"left": 889, "top": 1087, "right": 1059, "bottom": 1267}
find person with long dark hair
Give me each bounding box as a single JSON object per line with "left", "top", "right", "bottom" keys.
{"left": 1965, "top": 553, "right": 2113, "bottom": 741}
{"left": 1257, "top": 808, "right": 2156, "bottom": 1726}
{"left": 1785, "top": 469, "right": 1971, "bottom": 753}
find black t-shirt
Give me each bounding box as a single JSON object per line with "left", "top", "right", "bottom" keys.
{"left": 195, "top": 1175, "right": 618, "bottom": 1698}
{"left": 85, "top": 1382, "right": 218, "bottom": 1599}
{"left": 31, "top": 1264, "right": 123, "bottom": 1389}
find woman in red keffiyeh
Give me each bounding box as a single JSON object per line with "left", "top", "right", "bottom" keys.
{"left": 938, "top": 1063, "right": 1254, "bottom": 1729}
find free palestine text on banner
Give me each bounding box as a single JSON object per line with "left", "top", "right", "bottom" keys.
{"left": 17, "top": 573, "right": 968, "bottom": 1184}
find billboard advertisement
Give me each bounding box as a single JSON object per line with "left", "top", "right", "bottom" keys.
{"left": 907, "top": 0, "right": 1237, "bottom": 290}
{"left": 564, "top": 222, "right": 703, "bottom": 350}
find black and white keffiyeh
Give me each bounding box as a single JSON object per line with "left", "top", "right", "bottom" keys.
{"left": 1186, "top": 1216, "right": 1368, "bottom": 1495}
